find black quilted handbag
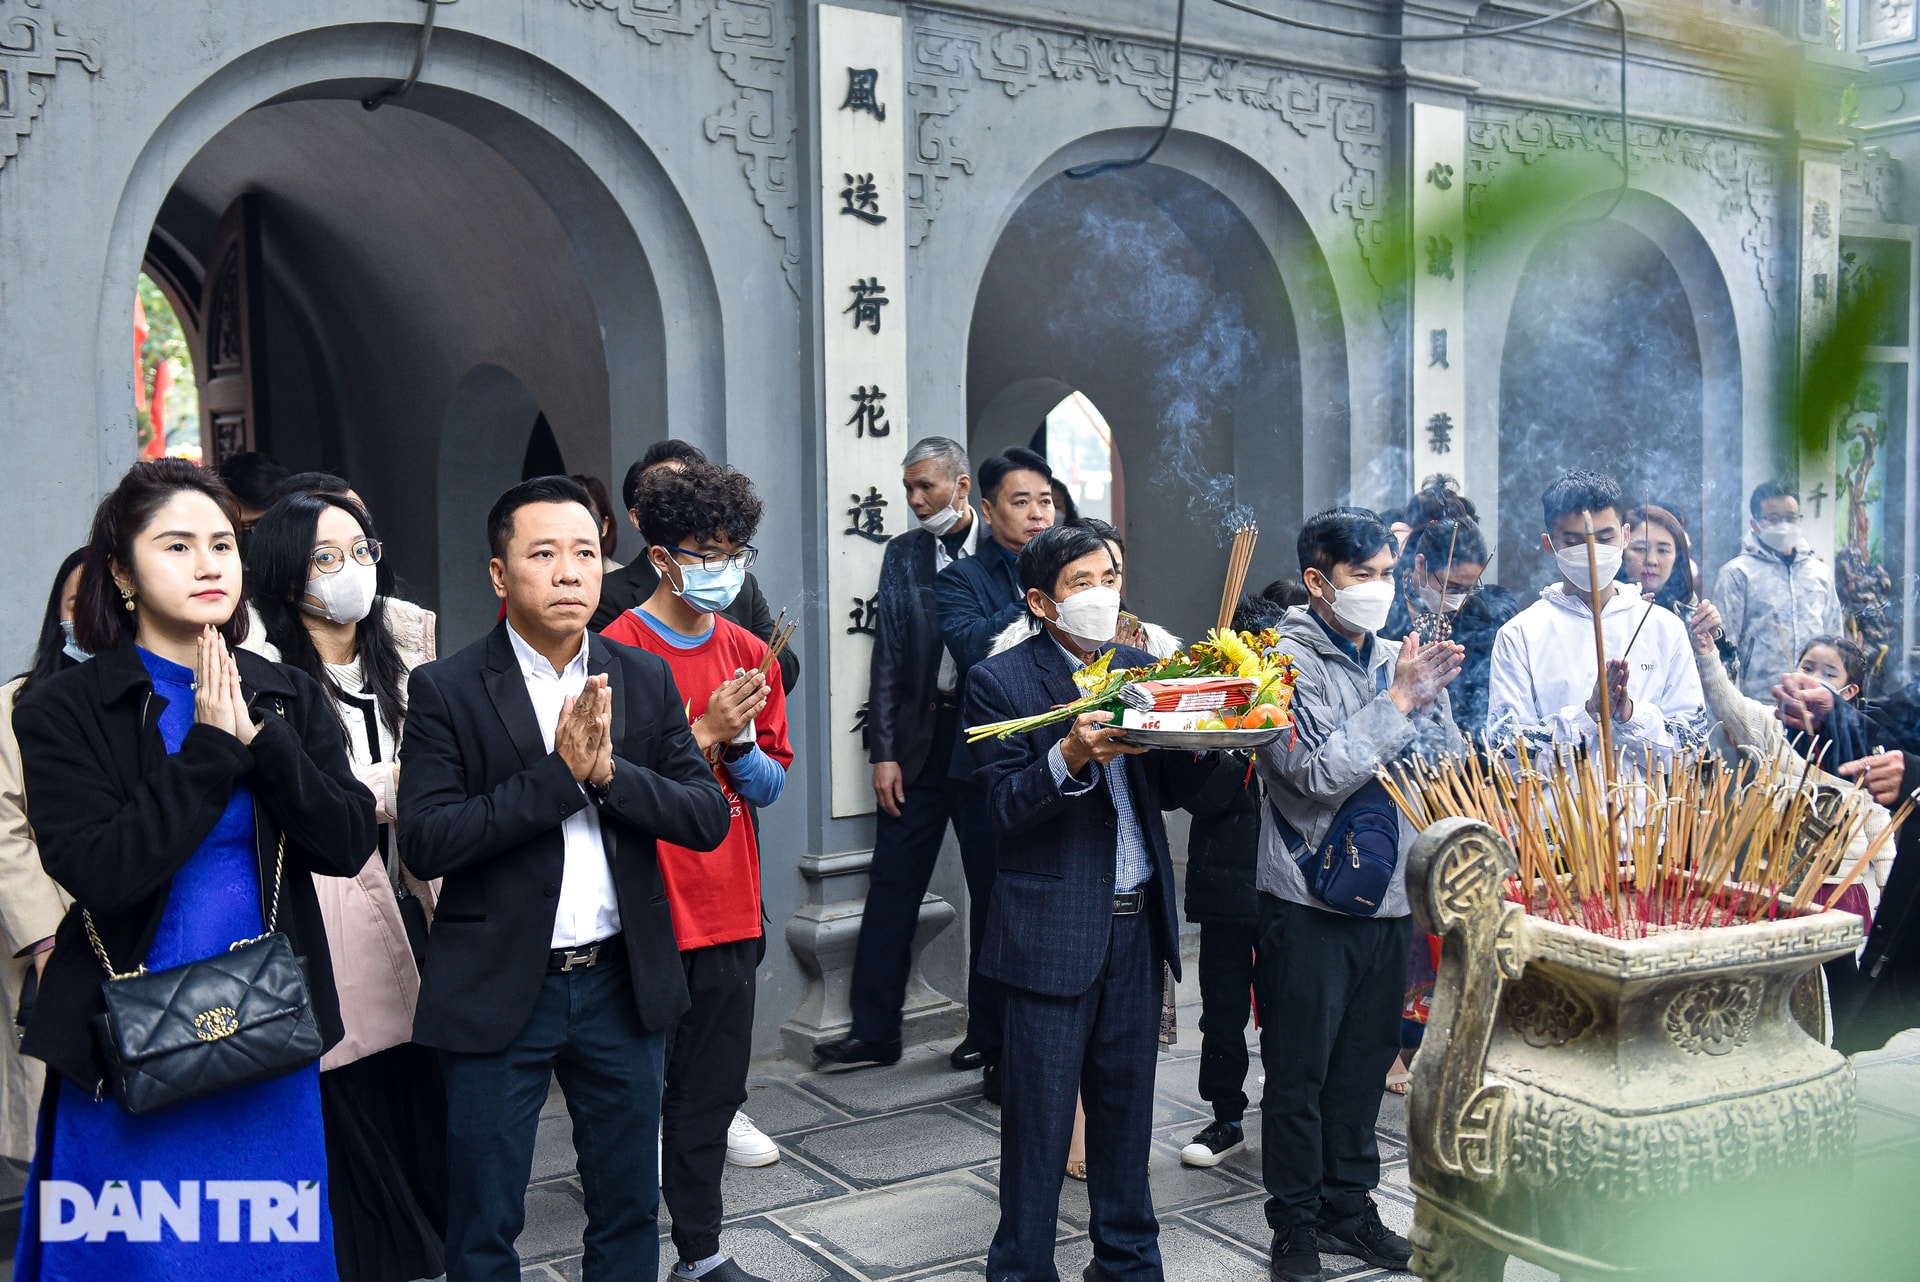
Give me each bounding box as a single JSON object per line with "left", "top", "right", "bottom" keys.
{"left": 86, "top": 836, "right": 323, "bottom": 1115}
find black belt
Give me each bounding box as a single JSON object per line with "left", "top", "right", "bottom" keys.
{"left": 1113, "top": 891, "right": 1145, "bottom": 916}
{"left": 548, "top": 934, "right": 620, "bottom": 972}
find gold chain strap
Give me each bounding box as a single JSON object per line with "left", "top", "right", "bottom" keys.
{"left": 85, "top": 834, "right": 288, "bottom": 983}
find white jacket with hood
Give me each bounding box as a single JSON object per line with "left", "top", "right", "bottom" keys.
{"left": 1486, "top": 583, "right": 1708, "bottom": 755}
{"left": 1255, "top": 605, "right": 1466, "bottom": 919}
{"left": 1712, "top": 530, "right": 1843, "bottom": 701}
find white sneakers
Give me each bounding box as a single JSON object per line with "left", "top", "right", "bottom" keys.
{"left": 725, "top": 1111, "right": 780, "bottom": 1168}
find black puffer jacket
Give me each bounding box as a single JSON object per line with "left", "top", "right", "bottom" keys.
{"left": 1182, "top": 752, "right": 1261, "bottom": 925}
{"left": 13, "top": 641, "right": 374, "bottom": 1094}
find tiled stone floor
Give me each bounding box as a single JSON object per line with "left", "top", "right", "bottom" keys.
{"left": 513, "top": 1002, "right": 1920, "bottom": 1282}
{"left": 516, "top": 974, "right": 1534, "bottom": 1282}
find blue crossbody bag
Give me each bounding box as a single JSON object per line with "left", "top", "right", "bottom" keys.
{"left": 1269, "top": 780, "right": 1400, "bottom": 916}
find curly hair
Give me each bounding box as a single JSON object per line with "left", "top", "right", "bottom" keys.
{"left": 631, "top": 459, "right": 763, "bottom": 550}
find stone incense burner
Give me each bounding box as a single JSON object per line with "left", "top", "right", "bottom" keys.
{"left": 1404, "top": 817, "right": 1862, "bottom": 1280}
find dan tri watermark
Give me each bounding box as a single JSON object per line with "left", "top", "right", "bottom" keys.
{"left": 40, "top": 1179, "right": 324, "bottom": 1242}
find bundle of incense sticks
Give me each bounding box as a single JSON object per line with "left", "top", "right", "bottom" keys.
{"left": 1378, "top": 739, "right": 1913, "bottom": 937}
{"left": 1215, "top": 523, "right": 1259, "bottom": 633}
{"left": 756, "top": 610, "right": 799, "bottom": 679}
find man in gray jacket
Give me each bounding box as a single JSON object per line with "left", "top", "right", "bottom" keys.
{"left": 1713, "top": 480, "right": 1843, "bottom": 700}
{"left": 1254, "top": 508, "right": 1466, "bottom": 1282}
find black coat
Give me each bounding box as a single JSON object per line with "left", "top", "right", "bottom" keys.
{"left": 1182, "top": 753, "right": 1261, "bottom": 926}
{"left": 589, "top": 560, "right": 798, "bottom": 694}
{"left": 965, "top": 635, "right": 1213, "bottom": 996}
{"left": 397, "top": 624, "right": 730, "bottom": 1052}
{"left": 868, "top": 528, "right": 952, "bottom": 785}
{"left": 13, "top": 642, "right": 376, "bottom": 1094}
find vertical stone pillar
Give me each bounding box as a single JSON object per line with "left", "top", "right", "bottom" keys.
{"left": 780, "top": 850, "right": 961, "bottom": 1061}
{"left": 1798, "top": 157, "right": 1845, "bottom": 562}
{"left": 1410, "top": 102, "right": 1468, "bottom": 490}
{"left": 784, "top": 5, "right": 962, "bottom": 1061}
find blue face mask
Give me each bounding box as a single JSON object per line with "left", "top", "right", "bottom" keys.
{"left": 669, "top": 557, "right": 745, "bottom": 614}
{"left": 59, "top": 619, "right": 91, "bottom": 664}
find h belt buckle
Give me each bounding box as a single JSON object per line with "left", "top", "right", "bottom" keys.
{"left": 554, "top": 941, "right": 601, "bottom": 972}
{"left": 1112, "top": 891, "right": 1144, "bottom": 916}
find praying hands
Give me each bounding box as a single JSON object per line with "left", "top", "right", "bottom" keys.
{"left": 556, "top": 674, "right": 614, "bottom": 789}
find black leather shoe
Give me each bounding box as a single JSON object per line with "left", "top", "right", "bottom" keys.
{"left": 811, "top": 1036, "right": 902, "bottom": 1070}
{"left": 981, "top": 1062, "right": 1003, "bottom": 1105}
{"left": 1268, "top": 1225, "right": 1326, "bottom": 1282}
{"left": 1081, "top": 1262, "right": 1117, "bottom": 1282}
{"left": 950, "top": 1039, "right": 986, "bottom": 1071}
{"left": 1316, "top": 1198, "right": 1412, "bottom": 1272}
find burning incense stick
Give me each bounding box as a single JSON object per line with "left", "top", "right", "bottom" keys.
{"left": 1385, "top": 743, "right": 1893, "bottom": 937}
{"left": 1582, "top": 513, "right": 1620, "bottom": 851}
{"left": 1215, "top": 522, "right": 1259, "bottom": 633}
{"left": 1620, "top": 599, "right": 1657, "bottom": 659}
{"left": 756, "top": 609, "right": 798, "bottom": 679}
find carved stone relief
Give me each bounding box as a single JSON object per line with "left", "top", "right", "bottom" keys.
{"left": 1862, "top": 0, "right": 1918, "bottom": 45}
{"left": 1503, "top": 968, "right": 1598, "bottom": 1049}
{"left": 1466, "top": 107, "right": 1786, "bottom": 312}
{"left": 571, "top": 0, "right": 799, "bottom": 294}
{"left": 1840, "top": 144, "right": 1903, "bottom": 225}
{"left": 0, "top": 0, "right": 100, "bottom": 174}
{"left": 1663, "top": 975, "right": 1763, "bottom": 1055}
{"left": 903, "top": 10, "right": 1388, "bottom": 278}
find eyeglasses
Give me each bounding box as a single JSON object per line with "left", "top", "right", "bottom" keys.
{"left": 671, "top": 545, "right": 758, "bottom": 572}
{"left": 311, "top": 540, "right": 382, "bottom": 574}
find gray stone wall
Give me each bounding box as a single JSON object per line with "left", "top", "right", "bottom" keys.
{"left": 0, "top": 0, "right": 1909, "bottom": 1057}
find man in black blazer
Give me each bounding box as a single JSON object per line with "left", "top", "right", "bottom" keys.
{"left": 587, "top": 439, "right": 799, "bottom": 694}
{"left": 923, "top": 447, "right": 1057, "bottom": 1088}
{"left": 400, "top": 476, "right": 730, "bottom": 1282}
{"left": 965, "top": 524, "right": 1213, "bottom": 1282}
{"left": 817, "top": 437, "right": 981, "bottom": 1069}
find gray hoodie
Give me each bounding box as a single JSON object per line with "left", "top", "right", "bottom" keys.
{"left": 1255, "top": 606, "right": 1466, "bottom": 918}
{"left": 1712, "top": 531, "right": 1842, "bottom": 701}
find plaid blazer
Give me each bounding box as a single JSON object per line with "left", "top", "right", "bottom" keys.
{"left": 963, "top": 633, "right": 1212, "bottom": 997}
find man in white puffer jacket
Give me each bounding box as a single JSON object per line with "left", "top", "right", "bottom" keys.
{"left": 1713, "top": 479, "right": 1844, "bottom": 701}
{"left": 1487, "top": 469, "right": 1708, "bottom": 756}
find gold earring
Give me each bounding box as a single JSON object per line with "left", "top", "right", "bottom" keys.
{"left": 120, "top": 586, "right": 136, "bottom": 613}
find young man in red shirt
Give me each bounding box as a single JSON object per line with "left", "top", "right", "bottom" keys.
{"left": 600, "top": 460, "right": 793, "bottom": 1282}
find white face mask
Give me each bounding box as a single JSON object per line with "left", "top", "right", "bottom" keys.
{"left": 1757, "top": 521, "right": 1801, "bottom": 555}
{"left": 1555, "top": 542, "right": 1624, "bottom": 594}
{"left": 300, "top": 559, "right": 378, "bottom": 626}
{"left": 1314, "top": 577, "right": 1395, "bottom": 635}
{"left": 1414, "top": 581, "right": 1472, "bottom": 615}
{"left": 919, "top": 498, "right": 965, "bottom": 537}
{"left": 1049, "top": 586, "right": 1122, "bottom": 648}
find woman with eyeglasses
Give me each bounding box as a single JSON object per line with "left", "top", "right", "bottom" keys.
{"left": 248, "top": 492, "right": 447, "bottom": 1282}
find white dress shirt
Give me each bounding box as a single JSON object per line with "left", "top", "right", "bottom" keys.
{"left": 506, "top": 623, "right": 622, "bottom": 948}
{"left": 934, "top": 510, "right": 979, "bottom": 695}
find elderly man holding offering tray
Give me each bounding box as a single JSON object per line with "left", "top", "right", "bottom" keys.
{"left": 963, "top": 523, "right": 1216, "bottom": 1282}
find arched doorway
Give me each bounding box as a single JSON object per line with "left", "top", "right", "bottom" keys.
{"left": 1495, "top": 203, "right": 1740, "bottom": 589}
{"left": 96, "top": 25, "right": 724, "bottom": 651}
{"left": 966, "top": 163, "right": 1305, "bottom": 638}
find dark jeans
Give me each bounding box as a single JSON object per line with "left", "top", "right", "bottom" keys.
{"left": 662, "top": 934, "right": 763, "bottom": 1264}
{"left": 1252, "top": 894, "right": 1410, "bottom": 1232}
{"left": 440, "top": 946, "right": 665, "bottom": 1282}
{"left": 990, "top": 906, "right": 1164, "bottom": 1282}
{"left": 1195, "top": 920, "right": 1258, "bottom": 1125}
{"left": 850, "top": 702, "right": 1002, "bottom": 1058}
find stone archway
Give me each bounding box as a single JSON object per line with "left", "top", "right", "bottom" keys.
{"left": 93, "top": 24, "right": 723, "bottom": 642}
{"left": 965, "top": 135, "right": 1340, "bottom": 639}
{"left": 1491, "top": 193, "right": 1742, "bottom": 588}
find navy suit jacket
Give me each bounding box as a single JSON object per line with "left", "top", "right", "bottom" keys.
{"left": 964, "top": 633, "right": 1212, "bottom": 997}
{"left": 935, "top": 537, "right": 1025, "bottom": 782}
